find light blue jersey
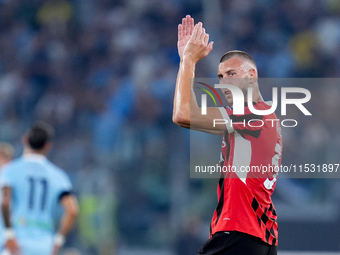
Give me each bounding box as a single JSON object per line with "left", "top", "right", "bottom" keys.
{"left": 0, "top": 154, "right": 73, "bottom": 255}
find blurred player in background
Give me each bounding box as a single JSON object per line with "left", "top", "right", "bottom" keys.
{"left": 0, "top": 143, "right": 14, "bottom": 253}
{"left": 0, "top": 122, "right": 79, "bottom": 255}
{"left": 173, "top": 15, "right": 282, "bottom": 254}
{"left": 0, "top": 143, "right": 14, "bottom": 170}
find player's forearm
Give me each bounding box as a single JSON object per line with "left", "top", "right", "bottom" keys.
{"left": 1, "top": 204, "right": 11, "bottom": 228}
{"left": 52, "top": 212, "right": 77, "bottom": 252}
{"left": 57, "top": 211, "right": 77, "bottom": 236}
{"left": 58, "top": 195, "right": 78, "bottom": 236}
{"left": 1, "top": 187, "right": 12, "bottom": 228}
{"left": 173, "top": 58, "right": 200, "bottom": 127}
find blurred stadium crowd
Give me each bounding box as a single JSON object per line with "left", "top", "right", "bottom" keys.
{"left": 0, "top": 0, "right": 340, "bottom": 254}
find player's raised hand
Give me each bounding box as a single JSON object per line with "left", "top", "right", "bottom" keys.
{"left": 182, "top": 22, "right": 214, "bottom": 63}
{"left": 178, "top": 15, "right": 194, "bottom": 61}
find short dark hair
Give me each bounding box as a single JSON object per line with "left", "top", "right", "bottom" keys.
{"left": 27, "top": 122, "right": 54, "bottom": 150}
{"left": 220, "top": 50, "right": 257, "bottom": 67}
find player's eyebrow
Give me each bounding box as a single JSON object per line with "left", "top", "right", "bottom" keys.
{"left": 217, "top": 69, "right": 237, "bottom": 77}
{"left": 225, "top": 69, "right": 236, "bottom": 74}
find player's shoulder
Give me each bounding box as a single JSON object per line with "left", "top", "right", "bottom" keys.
{"left": 0, "top": 158, "right": 28, "bottom": 181}
{"left": 45, "top": 161, "right": 70, "bottom": 180}
{"left": 1, "top": 157, "right": 25, "bottom": 171}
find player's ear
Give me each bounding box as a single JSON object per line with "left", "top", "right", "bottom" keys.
{"left": 44, "top": 141, "right": 52, "bottom": 153}
{"left": 22, "top": 136, "right": 28, "bottom": 146}
{"left": 248, "top": 68, "right": 257, "bottom": 85}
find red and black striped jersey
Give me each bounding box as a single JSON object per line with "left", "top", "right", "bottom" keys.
{"left": 210, "top": 101, "right": 282, "bottom": 246}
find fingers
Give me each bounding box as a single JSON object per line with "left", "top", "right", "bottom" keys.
{"left": 182, "top": 17, "right": 214, "bottom": 60}
{"left": 206, "top": 41, "right": 214, "bottom": 55}
{"left": 178, "top": 15, "right": 193, "bottom": 40}
{"left": 190, "top": 22, "right": 199, "bottom": 41}
{"left": 185, "top": 15, "right": 194, "bottom": 36}
{"left": 197, "top": 23, "right": 205, "bottom": 41}
{"left": 180, "top": 15, "right": 194, "bottom": 37}
{"left": 195, "top": 23, "right": 203, "bottom": 40}
{"left": 188, "top": 15, "right": 194, "bottom": 35}
{"left": 178, "top": 24, "right": 183, "bottom": 41}
{"left": 183, "top": 17, "right": 187, "bottom": 37}
{"left": 204, "top": 33, "right": 209, "bottom": 46}
{"left": 191, "top": 22, "right": 209, "bottom": 43}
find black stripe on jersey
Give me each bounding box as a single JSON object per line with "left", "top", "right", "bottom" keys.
{"left": 270, "top": 226, "right": 277, "bottom": 245}
{"left": 265, "top": 229, "right": 270, "bottom": 243}
{"left": 272, "top": 209, "right": 277, "bottom": 216}
{"left": 215, "top": 177, "right": 225, "bottom": 225}
{"left": 218, "top": 176, "right": 224, "bottom": 191}
{"left": 225, "top": 131, "right": 231, "bottom": 162}
{"left": 239, "top": 129, "right": 262, "bottom": 138}
{"left": 269, "top": 204, "right": 273, "bottom": 211}
{"left": 268, "top": 204, "right": 277, "bottom": 216}
{"left": 261, "top": 213, "right": 269, "bottom": 225}
{"left": 251, "top": 198, "right": 259, "bottom": 212}
{"left": 269, "top": 217, "right": 277, "bottom": 223}
{"left": 252, "top": 198, "right": 278, "bottom": 246}
{"left": 270, "top": 226, "right": 276, "bottom": 237}
{"left": 257, "top": 215, "right": 261, "bottom": 228}
{"left": 229, "top": 113, "right": 264, "bottom": 123}
{"left": 272, "top": 238, "right": 277, "bottom": 246}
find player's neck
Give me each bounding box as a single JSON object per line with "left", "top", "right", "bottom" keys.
{"left": 243, "top": 94, "right": 264, "bottom": 104}
{"left": 23, "top": 148, "right": 47, "bottom": 157}
{"left": 248, "top": 81, "right": 263, "bottom": 103}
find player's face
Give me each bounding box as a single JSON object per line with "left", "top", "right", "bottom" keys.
{"left": 217, "top": 57, "right": 251, "bottom": 105}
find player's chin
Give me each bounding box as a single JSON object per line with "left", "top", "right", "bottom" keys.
{"left": 226, "top": 99, "right": 233, "bottom": 105}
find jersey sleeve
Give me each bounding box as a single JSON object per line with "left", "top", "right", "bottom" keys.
{"left": 56, "top": 170, "right": 73, "bottom": 201}
{"left": 0, "top": 165, "right": 16, "bottom": 188}
{"left": 218, "top": 105, "right": 263, "bottom": 137}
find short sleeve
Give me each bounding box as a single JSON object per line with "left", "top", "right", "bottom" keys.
{"left": 56, "top": 170, "right": 73, "bottom": 201}
{"left": 60, "top": 171, "right": 72, "bottom": 190}
{"left": 0, "top": 165, "right": 15, "bottom": 188}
